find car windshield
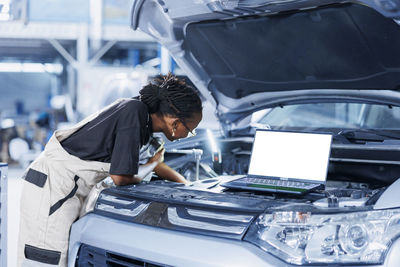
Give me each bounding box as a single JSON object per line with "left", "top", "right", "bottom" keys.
{"left": 255, "top": 103, "right": 400, "bottom": 130}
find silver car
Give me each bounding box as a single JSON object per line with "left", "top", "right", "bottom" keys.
{"left": 69, "top": 0, "right": 400, "bottom": 266}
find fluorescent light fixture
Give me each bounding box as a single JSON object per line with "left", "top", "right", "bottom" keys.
{"left": 0, "top": 63, "right": 63, "bottom": 73}
{"left": 44, "top": 63, "right": 63, "bottom": 74}
{"left": 0, "top": 63, "right": 21, "bottom": 72}
{"left": 22, "top": 63, "right": 45, "bottom": 72}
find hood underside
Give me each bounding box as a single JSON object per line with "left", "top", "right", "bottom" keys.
{"left": 132, "top": 0, "right": 400, "bottom": 120}
{"left": 185, "top": 4, "right": 400, "bottom": 95}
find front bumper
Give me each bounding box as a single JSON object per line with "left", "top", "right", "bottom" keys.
{"left": 69, "top": 213, "right": 400, "bottom": 267}
{"left": 69, "top": 213, "right": 287, "bottom": 267}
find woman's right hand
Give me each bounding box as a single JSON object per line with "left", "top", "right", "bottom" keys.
{"left": 148, "top": 148, "right": 165, "bottom": 165}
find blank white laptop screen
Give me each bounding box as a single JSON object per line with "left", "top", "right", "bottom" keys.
{"left": 248, "top": 131, "right": 332, "bottom": 182}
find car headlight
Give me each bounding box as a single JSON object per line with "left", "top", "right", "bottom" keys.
{"left": 79, "top": 180, "right": 112, "bottom": 217}
{"left": 244, "top": 209, "right": 400, "bottom": 265}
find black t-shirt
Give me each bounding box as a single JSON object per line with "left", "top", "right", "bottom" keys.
{"left": 61, "top": 99, "right": 152, "bottom": 176}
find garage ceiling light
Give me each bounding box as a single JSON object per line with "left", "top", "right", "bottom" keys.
{"left": 0, "top": 62, "right": 63, "bottom": 73}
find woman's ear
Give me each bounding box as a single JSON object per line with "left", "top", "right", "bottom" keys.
{"left": 167, "top": 117, "right": 180, "bottom": 139}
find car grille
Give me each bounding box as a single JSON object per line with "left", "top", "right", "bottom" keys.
{"left": 94, "top": 189, "right": 258, "bottom": 240}
{"left": 76, "top": 244, "right": 170, "bottom": 267}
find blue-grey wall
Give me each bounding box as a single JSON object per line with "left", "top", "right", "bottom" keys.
{"left": 29, "top": 0, "right": 89, "bottom": 22}
{"left": 29, "top": 0, "right": 131, "bottom": 24}
{"left": 0, "top": 73, "right": 52, "bottom": 114}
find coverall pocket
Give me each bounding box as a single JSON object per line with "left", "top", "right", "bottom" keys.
{"left": 24, "top": 168, "right": 47, "bottom": 188}
{"left": 24, "top": 244, "right": 61, "bottom": 265}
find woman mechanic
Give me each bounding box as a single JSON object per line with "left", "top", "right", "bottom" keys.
{"left": 17, "top": 74, "right": 203, "bottom": 267}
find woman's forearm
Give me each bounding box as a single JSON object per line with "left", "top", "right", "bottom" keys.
{"left": 154, "top": 162, "right": 189, "bottom": 184}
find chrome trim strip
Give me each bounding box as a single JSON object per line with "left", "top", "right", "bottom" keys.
{"left": 99, "top": 194, "right": 136, "bottom": 205}
{"left": 168, "top": 207, "right": 246, "bottom": 234}
{"left": 96, "top": 202, "right": 149, "bottom": 217}
{"left": 187, "top": 209, "right": 253, "bottom": 223}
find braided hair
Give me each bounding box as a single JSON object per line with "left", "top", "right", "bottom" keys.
{"left": 139, "top": 73, "right": 202, "bottom": 121}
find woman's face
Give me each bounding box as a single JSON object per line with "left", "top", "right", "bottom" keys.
{"left": 166, "top": 112, "right": 202, "bottom": 141}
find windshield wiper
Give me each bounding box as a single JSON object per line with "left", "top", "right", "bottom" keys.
{"left": 335, "top": 129, "right": 400, "bottom": 144}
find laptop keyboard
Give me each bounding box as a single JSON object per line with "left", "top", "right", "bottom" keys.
{"left": 236, "top": 177, "right": 315, "bottom": 189}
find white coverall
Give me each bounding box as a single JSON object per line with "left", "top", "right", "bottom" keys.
{"left": 17, "top": 99, "right": 134, "bottom": 266}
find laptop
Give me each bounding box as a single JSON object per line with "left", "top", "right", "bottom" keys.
{"left": 221, "top": 130, "right": 332, "bottom": 195}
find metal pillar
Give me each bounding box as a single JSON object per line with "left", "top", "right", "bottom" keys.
{"left": 160, "top": 46, "right": 172, "bottom": 74}
{"left": 90, "top": 0, "right": 103, "bottom": 51}
{"left": 0, "top": 163, "right": 8, "bottom": 267}
{"left": 77, "top": 24, "right": 89, "bottom": 66}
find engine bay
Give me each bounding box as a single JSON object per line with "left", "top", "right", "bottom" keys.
{"left": 167, "top": 135, "right": 400, "bottom": 184}
{"left": 184, "top": 176, "right": 384, "bottom": 210}
{"left": 161, "top": 131, "right": 400, "bottom": 212}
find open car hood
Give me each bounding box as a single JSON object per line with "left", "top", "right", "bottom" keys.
{"left": 131, "top": 0, "right": 400, "bottom": 124}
